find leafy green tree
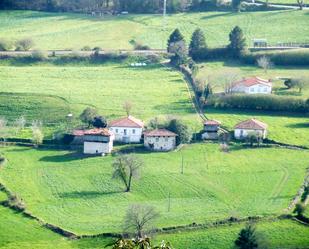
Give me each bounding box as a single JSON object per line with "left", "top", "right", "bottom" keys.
{"left": 167, "top": 118, "right": 192, "bottom": 145}
{"left": 189, "top": 28, "right": 207, "bottom": 60}
{"left": 228, "top": 26, "right": 246, "bottom": 58}
{"left": 169, "top": 40, "right": 189, "bottom": 66}
{"left": 92, "top": 116, "right": 107, "bottom": 128}
{"left": 79, "top": 107, "right": 98, "bottom": 127}
{"left": 235, "top": 223, "right": 259, "bottom": 249}
{"left": 167, "top": 28, "right": 185, "bottom": 52}
{"left": 112, "top": 154, "right": 143, "bottom": 192}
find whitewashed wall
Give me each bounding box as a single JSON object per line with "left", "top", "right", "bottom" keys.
{"left": 109, "top": 127, "right": 142, "bottom": 143}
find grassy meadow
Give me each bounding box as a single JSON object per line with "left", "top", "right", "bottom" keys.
{"left": 0, "top": 143, "right": 309, "bottom": 234}
{"left": 0, "top": 62, "right": 200, "bottom": 138}
{"left": 0, "top": 10, "right": 308, "bottom": 50}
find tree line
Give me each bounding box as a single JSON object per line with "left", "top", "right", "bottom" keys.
{"left": 0, "top": 0, "right": 220, "bottom": 13}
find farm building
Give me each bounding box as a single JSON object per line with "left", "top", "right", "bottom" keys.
{"left": 202, "top": 120, "right": 221, "bottom": 140}
{"left": 234, "top": 119, "right": 268, "bottom": 140}
{"left": 231, "top": 77, "right": 272, "bottom": 94}
{"left": 108, "top": 115, "right": 144, "bottom": 143}
{"left": 144, "top": 129, "right": 177, "bottom": 151}
{"left": 73, "top": 128, "right": 114, "bottom": 155}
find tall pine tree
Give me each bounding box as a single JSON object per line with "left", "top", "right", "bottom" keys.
{"left": 189, "top": 28, "right": 207, "bottom": 60}
{"left": 228, "top": 26, "right": 246, "bottom": 58}
{"left": 235, "top": 223, "right": 259, "bottom": 249}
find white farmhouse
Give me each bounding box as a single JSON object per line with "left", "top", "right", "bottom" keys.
{"left": 108, "top": 115, "right": 144, "bottom": 143}
{"left": 234, "top": 119, "right": 268, "bottom": 140}
{"left": 144, "top": 129, "right": 177, "bottom": 151}
{"left": 231, "top": 77, "right": 272, "bottom": 94}
{"left": 73, "top": 128, "right": 114, "bottom": 155}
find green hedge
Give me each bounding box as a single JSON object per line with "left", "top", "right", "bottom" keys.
{"left": 242, "top": 50, "right": 309, "bottom": 66}
{"left": 207, "top": 94, "right": 309, "bottom": 113}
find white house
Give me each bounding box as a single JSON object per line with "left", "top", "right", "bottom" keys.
{"left": 144, "top": 129, "right": 177, "bottom": 151}
{"left": 108, "top": 116, "right": 144, "bottom": 143}
{"left": 234, "top": 119, "right": 268, "bottom": 140}
{"left": 231, "top": 77, "right": 272, "bottom": 94}
{"left": 73, "top": 128, "right": 114, "bottom": 155}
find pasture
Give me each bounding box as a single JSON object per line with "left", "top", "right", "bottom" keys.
{"left": 0, "top": 10, "right": 308, "bottom": 50}
{"left": 0, "top": 143, "right": 308, "bottom": 235}
{"left": 0, "top": 62, "right": 199, "bottom": 138}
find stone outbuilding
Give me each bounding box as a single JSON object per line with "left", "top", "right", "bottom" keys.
{"left": 201, "top": 120, "right": 221, "bottom": 140}
{"left": 144, "top": 129, "right": 177, "bottom": 152}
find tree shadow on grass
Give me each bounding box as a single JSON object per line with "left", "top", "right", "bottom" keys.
{"left": 59, "top": 190, "right": 123, "bottom": 199}
{"left": 39, "top": 151, "right": 86, "bottom": 163}
{"left": 269, "top": 195, "right": 293, "bottom": 200}
{"left": 200, "top": 12, "right": 235, "bottom": 20}
{"left": 285, "top": 122, "right": 309, "bottom": 129}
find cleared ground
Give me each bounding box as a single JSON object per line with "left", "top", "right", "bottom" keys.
{"left": 0, "top": 10, "right": 308, "bottom": 49}
{"left": 0, "top": 143, "right": 308, "bottom": 234}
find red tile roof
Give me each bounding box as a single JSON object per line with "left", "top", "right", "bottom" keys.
{"left": 144, "top": 129, "right": 177, "bottom": 137}
{"left": 204, "top": 120, "right": 221, "bottom": 126}
{"left": 234, "top": 119, "right": 268, "bottom": 130}
{"left": 233, "top": 77, "right": 271, "bottom": 88}
{"left": 108, "top": 115, "right": 144, "bottom": 128}
{"left": 73, "top": 128, "right": 113, "bottom": 137}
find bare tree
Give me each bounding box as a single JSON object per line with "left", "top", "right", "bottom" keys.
{"left": 297, "top": 0, "right": 304, "bottom": 10}
{"left": 123, "top": 204, "right": 159, "bottom": 238}
{"left": 215, "top": 70, "right": 240, "bottom": 94}
{"left": 123, "top": 101, "right": 133, "bottom": 116}
{"left": 257, "top": 56, "right": 272, "bottom": 73}
{"left": 14, "top": 116, "right": 26, "bottom": 135}
{"left": 112, "top": 154, "right": 143, "bottom": 192}
{"left": 31, "top": 120, "right": 43, "bottom": 147}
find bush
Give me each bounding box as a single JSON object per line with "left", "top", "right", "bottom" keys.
{"left": 134, "top": 42, "right": 151, "bottom": 50}
{"left": 0, "top": 156, "right": 5, "bottom": 166}
{"left": 207, "top": 94, "right": 309, "bottom": 113}
{"left": 81, "top": 45, "right": 92, "bottom": 51}
{"left": 8, "top": 194, "right": 26, "bottom": 211}
{"left": 31, "top": 50, "right": 48, "bottom": 61}
{"left": 15, "top": 38, "right": 35, "bottom": 51}
{"left": 167, "top": 118, "right": 192, "bottom": 145}
{"left": 0, "top": 39, "right": 12, "bottom": 51}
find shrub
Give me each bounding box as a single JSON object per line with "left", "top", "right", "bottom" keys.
{"left": 207, "top": 94, "right": 309, "bottom": 113}
{"left": 0, "top": 156, "right": 5, "bottom": 166}
{"left": 0, "top": 39, "right": 12, "bottom": 51}
{"left": 134, "top": 42, "right": 151, "bottom": 50}
{"left": 31, "top": 50, "right": 48, "bottom": 61}
{"left": 92, "top": 116, "right": 107, "bottom": 128}
{"left": 167, "top": 118, "right": 192, "bottom": 145}
{"left": 81, "top": 45, "right": 92, "bottom": 51}
{"left": 8, "top": 194, "right": 26, "bottom": 211}
{"left": 15, "top": 38, "right": 35, "bottom": 51}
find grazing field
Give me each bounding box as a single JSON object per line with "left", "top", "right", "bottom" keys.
{"left": 0, "top": 143, "right": 308, "bottom": 234}
{"left": 0, "top": 63, "right": 199, "bottom": 137}
{"left": 206, "top": 108, "right": 309, "bottom": 147}
{"left": 0, "top": 10, "right": 309, "bottom": 50}
{"left": 197, "top": 61, "right": 309, "bottom": 98}
{"left": 155, "top": 219, "right": 309, "bottom": 249}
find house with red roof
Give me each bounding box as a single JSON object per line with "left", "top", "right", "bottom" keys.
{"left": 234, "top": 119, "right": 268, "bottom": 140}
{"left": 108, "top": 115, "right": 144, "bottom": 143}
{"left": 231, "top": 77, "right": 272, "bottom": 94}
{"left": 73, "top": 128, "right": 114, "bottom": 155}
{"left": 144, "top": 129, "right": 177, "bottom": 151}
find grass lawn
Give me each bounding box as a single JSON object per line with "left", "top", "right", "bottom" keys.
{"left": 0, "top": 10, "right": 308, "bottom": 50}
{"left": 0, "top": 62, "right": 200, "bottom": 138}
{"left": 155, "top": 219, "right": 309, "bottom": 249}
{"left": 0, "top": 143, "right": 308, "bottom": 234}
{"left": 197, "top": 61, "right": 309, "bottom": 98}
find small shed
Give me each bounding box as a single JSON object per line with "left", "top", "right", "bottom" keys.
{"left": 202, "top": 120, "right": 221, "bottom": 140}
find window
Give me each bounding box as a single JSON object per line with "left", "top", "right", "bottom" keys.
{"left": 156, "top": 137, "right": 159, "bottom": 142}
{"left": 263, "top": 87, "right": 267, "bottom": 92}
{"left": 115, "top": 129, "right": 118, "bottom": 133}
{"left": 132, "top": 129, "right": 135, "bottom": 134}
{"left": 124, "top": 129, "right": 127, "bottom": 135}
{"left": 165, "top": 137, "right": 168, "bottom": 142}
{"left": 250, "top": 88, "right": 255, "bottom": 92}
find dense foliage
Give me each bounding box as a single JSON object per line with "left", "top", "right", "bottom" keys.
{"left": 189, "top": 28, "right": 208, "bottom": 60}
{"left": 207, "top": 94, "right": 309, "bottom": 113}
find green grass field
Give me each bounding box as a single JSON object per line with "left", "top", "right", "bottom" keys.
{"left": 0, "top": 143, "right": 308, "bottom": 235}
{"left": 0, "top": 62, "right": 200, "bottom": 138}
{"left": 0, "top": 10, "right": 308, "bottom": 50}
